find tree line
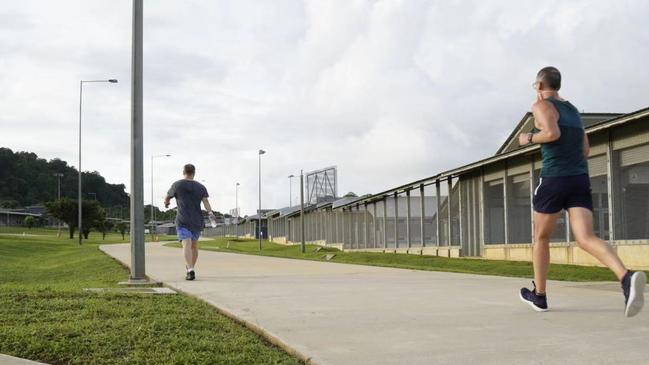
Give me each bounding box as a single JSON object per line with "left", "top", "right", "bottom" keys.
{"left": 2, "top": 147, "right": 228, "bottom": 239}
{"left": 0, "top": 147, "right": 129, "bottom": 213}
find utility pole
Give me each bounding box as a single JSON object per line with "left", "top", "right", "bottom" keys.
{"left": 258, "top": 149, "right": 266, "bottom": 251}
{"left": 235, "top": 182, "right": 240, "bottom": 223}
{"left": 128, "top": 0, "right": 147, "bottom": 283}
{"left": 300, "top": 170, "right": 305, "bottom": 253}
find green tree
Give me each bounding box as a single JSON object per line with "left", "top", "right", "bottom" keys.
{"left": 95, "top": 218, "right": 114, "bottom": 240}
{"left": 116, "top": 222, "right": 128, "bottom": 240}
{"left": 23, "top": 216, "right": 35, "bottom": 229}
{"left": 45, "top": 198, "right": 105, "bottom": 240}
{"left": 45, "top": 198, "right": 77, "bottom": 238}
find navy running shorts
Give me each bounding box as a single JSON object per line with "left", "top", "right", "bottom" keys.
{"left": 533, "top": 173, "right": 593, "bottom": 214}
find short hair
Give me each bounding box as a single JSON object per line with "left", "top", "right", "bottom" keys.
{"left": 183, "top": 164, "right": 195, "bottom": 176}
{"left": 536, "top": 66, "right": 561, "bottom": 90}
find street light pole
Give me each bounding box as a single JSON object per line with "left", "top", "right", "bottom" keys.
{"left": 300, "top": 170, "right": 305, "bottom": 253}
{"left": 78, "top": 78, "right": 118, "bottom": 245}
{"left": 288, "top": 174, "right": 294, "bottom": 207}
{"left": 235, "top": 182, "right": 240, "bottom": 222}
{"left": 128, "top": 0, "right": 147, "bottom": 283}
{"left": 150, "top": 154, "right": 171, "bottom": 241}
{"left": 258, "top": 149, "right": 266, "bottom": 250}
{"left": 53, "top": 173, "right": 63, "bottom": 237}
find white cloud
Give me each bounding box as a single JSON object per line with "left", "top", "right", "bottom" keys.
{"left": 2, "top": 0, "right": 649, "bottom": 216}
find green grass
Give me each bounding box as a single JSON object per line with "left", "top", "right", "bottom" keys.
{"left": 167, "top": 237, "right": 638, "bottom": 282}
{"left": 0, "top": 228, "right": 301, "bottom": 365}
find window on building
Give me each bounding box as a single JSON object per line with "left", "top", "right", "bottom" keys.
{"left": 613, "top": 143, "right": 649, "bottom": 240}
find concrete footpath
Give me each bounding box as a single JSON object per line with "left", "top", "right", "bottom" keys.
{"left": 0, "top": 354, "right": 47, "bottom": 365}
{"left": 100, "top": 243, "right": 649, "bottom": 365}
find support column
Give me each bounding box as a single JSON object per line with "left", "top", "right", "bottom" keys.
{"left": 529, "top": 158, "right": 536, "bottom": 244}
{"left": 372, "top": 202, "right": 377, "bottom": 248}
{"left": 406, "top": 190, "right": 411, "bottom": 249}
{"left": 364, "top": 203, "right": 368, "bottom": 249}
{"left": 606, "top": 130, "right": 615, "bottom": 242}
{"left": 436, "top": 181, "right": 441, "bottom": 247}
{"left": 447, "top": 178, "right": 452, "bottom": 246}
{"left": 394, "top": 193, "right": 399, "bottom": 249}
{"left": 503, "top": 163, "right": 509, "bottom": 246}
{"left": 342, "top": 210, "right": 346, "bottom": 247}
{"left": 458, "top": 178, "right": 463, "bottom": 253}
{"left": 383, "top": 199, "right": 387, "bottom": 249}
{"left": 420, "top": 184, "right": 425, "bottom": 247}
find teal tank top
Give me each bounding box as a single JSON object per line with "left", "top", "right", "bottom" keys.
{"left": 535, "top": 98, "right": 588, "bottom": 177}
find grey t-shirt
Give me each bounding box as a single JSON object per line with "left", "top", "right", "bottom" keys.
{"left": 166, "top": 179, "right": 209, "bottom": 232}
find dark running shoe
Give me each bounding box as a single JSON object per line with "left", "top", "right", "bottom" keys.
{"left": 519, "top": 281, "right": 548, "bottom": 312}
{"left": 621, "top": 270, "right": 646, "bottom": 318}
{"left": 185, "top": 270, "right": 195, "bottom": 281}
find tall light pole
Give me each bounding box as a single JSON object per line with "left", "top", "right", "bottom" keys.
{"left": 78, "top": 78, "right": 118, "bottom": 245}
{"left": 300, "top": 170, "right": 305, "bottom": 253}
{"left": 53, "top": 173, "right": 63, "bottom": 237}
{"left": 258, "top": 149, "right": 266, "bottom": 250}
{"left": 128, "top": 0, "right": 147, "bottom": 283}
{"left": 150, "top": 154, "right": 171, "bottom": 240}
{"left": 235, "top": 182, "right": 240, "bottom": 222}
{"left": 288, "top": 174, "right": 294, "bottom": 207}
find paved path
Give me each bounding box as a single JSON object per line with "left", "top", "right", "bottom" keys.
{"left": 0, "top": 354, "right": 47, "bottom": 365}
{"left": 101, "top": 243, "right": 649, "bottom": 365}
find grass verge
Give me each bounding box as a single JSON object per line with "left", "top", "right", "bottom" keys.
{"left": 0, "top": 228, "right": 301, "bottom": 365}
{"left": 166, "top": 237, "right": 639, "bottom": 282}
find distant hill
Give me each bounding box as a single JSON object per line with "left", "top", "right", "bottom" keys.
{"left": 0, "top": 147, "right": 129, "bottom": 215}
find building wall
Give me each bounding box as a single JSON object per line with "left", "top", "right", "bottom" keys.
{"left": 210, "top": 115, "right": 649, "bottom": 270}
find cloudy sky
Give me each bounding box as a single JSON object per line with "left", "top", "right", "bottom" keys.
{"left": 2, "top": 0, "right": 649, "bottom": 215}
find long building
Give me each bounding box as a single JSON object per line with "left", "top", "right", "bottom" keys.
{"left": 211, "top": 106, "right": 649, "bottom": 270}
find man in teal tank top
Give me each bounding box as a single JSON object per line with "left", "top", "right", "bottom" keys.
{"left": 517, "top": 66, "right": 645, "bottom": 317}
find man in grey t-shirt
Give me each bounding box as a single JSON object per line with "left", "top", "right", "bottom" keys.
{"left": 164, "top": 163, "right": 215, "bottom": 280}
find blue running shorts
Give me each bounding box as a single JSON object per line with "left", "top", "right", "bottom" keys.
{"left": 177, "top": 226, "right": 201, "bottom": 241}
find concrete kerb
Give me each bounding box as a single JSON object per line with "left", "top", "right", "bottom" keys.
{"left": 97, "top": 244, "right": 318, "bottom": 365}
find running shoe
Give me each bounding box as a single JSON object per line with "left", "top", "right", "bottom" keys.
{"left": 519, "top": 281, "right": 548, "bottom": 312}
{"left": 622, "top": 270, "right": 646, "bottom": 318}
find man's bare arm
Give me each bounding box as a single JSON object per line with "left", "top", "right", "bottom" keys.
{"left": 164, "top": 196, "right": 172, "bottom": 208}
{"left": 518, "top": 101, "right": 561, "bottom": 146}
{"left": 202, "top": 198, "right": 213, "bottom": 214}
{"left": 583, "top": 133, "right": 590, "bottom": 158}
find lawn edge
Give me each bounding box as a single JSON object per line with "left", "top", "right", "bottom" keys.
{"left": 98, "top": 244, "right": 318, "bottom": 365}
{"left": 163, "top": 242, "right": 618, "bottom": 283}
